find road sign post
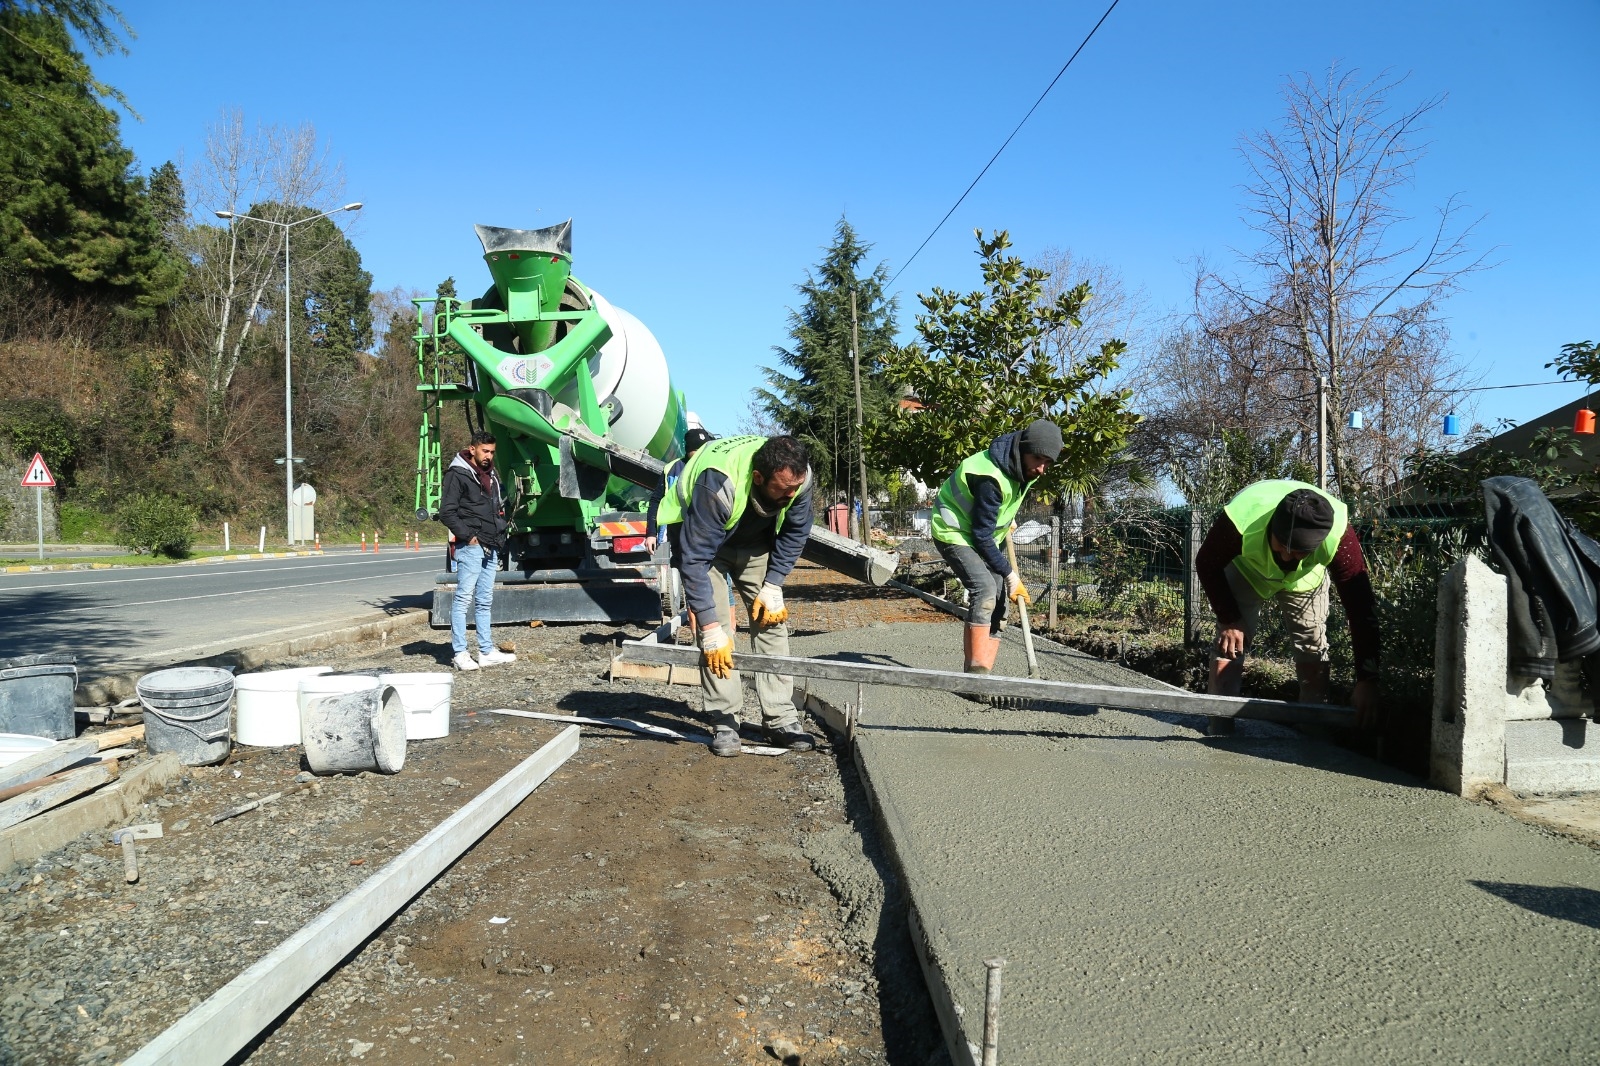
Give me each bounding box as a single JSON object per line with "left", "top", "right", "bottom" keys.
{"left": 20, "top": 453, "right": 55, "bottom": 561}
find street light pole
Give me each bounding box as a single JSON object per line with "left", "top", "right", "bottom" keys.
{"left": 215, "top": 202, "right": 363, "bottom": 544}
{"left": 282, "top": 223, "right": 294, "bottom": 544}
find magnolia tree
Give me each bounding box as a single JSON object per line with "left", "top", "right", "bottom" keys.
{"left": 872, "top": 229, "right": 1140, "bottom": 500}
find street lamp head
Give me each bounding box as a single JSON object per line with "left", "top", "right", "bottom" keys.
{"left": 342, "top": 202, "right": 363, "bottom": 212}
{"left": 215, "top": 210, "right": 234, "bottom": 219}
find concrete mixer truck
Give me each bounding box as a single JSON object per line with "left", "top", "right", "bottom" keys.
{"left": 413, "top": 221, "right": 896, "bottom": 626}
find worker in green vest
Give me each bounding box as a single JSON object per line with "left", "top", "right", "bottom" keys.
{"left": 931, "top": 419, "right": 1063, "bottom": 673}
{"left": 658, "top": 434, "right": 816, "bottom": 757}
{"left": 1195, "top": 480, "right": 1381, "bottom": 728}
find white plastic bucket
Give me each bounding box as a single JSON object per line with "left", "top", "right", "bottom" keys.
{"left": 0, "top": 733, "right": 56, "bottom": 768}
{"left": 379, "top": 672, "right": 453, "bottom": 740}
{"left": 298, "top": 675, "right": 406, "bottom": 775}
{"left": 234, "top": 667, "right": 334, "bottom": 746}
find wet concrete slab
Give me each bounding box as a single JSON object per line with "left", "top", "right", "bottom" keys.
{"left": 791, "top": 622, "right": 1600, "bottom": 1065}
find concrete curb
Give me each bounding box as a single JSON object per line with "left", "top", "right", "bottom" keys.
{"left": 78, "top": 608, "right": 432, "bottom": 705}
{"left": 3, "top": 549, "right": 326, "bottom": 575}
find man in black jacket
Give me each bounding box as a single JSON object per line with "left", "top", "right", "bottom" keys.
{"left": 438, "top": 431, "right": 515, "bottom": 671}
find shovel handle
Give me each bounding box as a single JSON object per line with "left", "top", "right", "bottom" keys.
{"left": 1005, "top": 529, "right": 1040, "bottom": 678}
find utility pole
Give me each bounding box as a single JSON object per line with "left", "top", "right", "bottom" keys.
{"left": 1316, "top": 374, "right": 1329, "bottom": 491}
{"left": 851, "top": 288, "right": 870, "bottom": 546}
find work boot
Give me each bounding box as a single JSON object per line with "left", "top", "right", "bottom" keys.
{"left": 963, "top": 625, "right": 993, "bottom": 674}
{"left": 709, "top": 726, "right": 742, "bottom": 757}
{"left": 452, "top": 652, "right": 479, "bottom": 672}
{"left": 763, "top": 721, "right": 815, "bottom": 753}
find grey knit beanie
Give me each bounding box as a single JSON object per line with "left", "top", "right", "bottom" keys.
{"left": 1018, "top": 419, "right": 1064, "bottom": 462}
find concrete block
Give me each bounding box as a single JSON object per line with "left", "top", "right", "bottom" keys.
{"left": 1431, "top": 556, "right": 1510, "bottom": 796}
{"left": 1505, "top": 718, "right": 1600, "bottom": 792}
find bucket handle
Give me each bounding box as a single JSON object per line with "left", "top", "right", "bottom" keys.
{"left": 141, "top": 705, "right": 230, "bottom": 744}
{"left": 139, "top": 695, "right": 232, "bottom": 722}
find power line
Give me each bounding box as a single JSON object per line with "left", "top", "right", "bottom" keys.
{"left": 887, "top": 0, "right": 1123, "bottom": 289}
{"left": 1455, "top": 379, "right": 1568, "bottom": 394}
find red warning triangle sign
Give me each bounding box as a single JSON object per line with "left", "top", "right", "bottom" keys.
{"left": 20, "top": 453, "right": 55, "bottom": 488}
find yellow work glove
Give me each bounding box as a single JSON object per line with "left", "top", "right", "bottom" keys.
{"left": 700, "top": 623, "right": 733, "bottom": 679}
{"left": 1005, "top": 570, "right": 1032, "bottom": 606}
{"left": 751, "top": 582, "right": 788, "bottom": 628}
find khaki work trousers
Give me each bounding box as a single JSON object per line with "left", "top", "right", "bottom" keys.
{"left": 1215, "top": 560, "right": 1330, "bottom": 665}
{"left": 700, "top": 547, "right": 799, "bottom": 733}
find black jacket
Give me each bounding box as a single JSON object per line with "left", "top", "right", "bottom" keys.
{"left": 1482, "top": 475, "right": 1600, "bottom": 679}
{"left": 439, "top": 452, "right": 507, "bottom": 553}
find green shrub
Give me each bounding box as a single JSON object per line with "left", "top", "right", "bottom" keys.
{"left": 59, "top": 501, "right": 115, "bottom": 542}
{"left": 115, "top": 494, "right": 197, "bottom": 557}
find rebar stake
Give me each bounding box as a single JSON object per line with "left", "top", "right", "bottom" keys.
{"left": 982, "top": 956, "right": 1006, "bottom": 1066}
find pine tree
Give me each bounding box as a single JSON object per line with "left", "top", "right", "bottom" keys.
{"left": 0, "top": 8, "right": 180, "bottom": 312}
{"left": 756, "top": 218, "right": 898, "bottom": 501}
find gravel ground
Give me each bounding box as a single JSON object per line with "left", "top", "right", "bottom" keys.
{"left": 0, "top": 563, "right": 954, "bottom": 1065}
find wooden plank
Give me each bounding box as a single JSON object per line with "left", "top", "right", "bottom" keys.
{"left": 617, "top": 641, "right": 1356, "bottom": 727}
{"left": 0, "top": 761, "right": 119, "bottom": 831}
{"left": 607, "top": 657, "right": 698, "bottom": 686}
{"left": 0, "top": 753, "right": 185, "bottom": 874}
{"left": 0, "top": 737, "right": 98, "bottom": 792}
{"left": 92, "top": 724, "right": 145, "bottom": 750}
{"left": 124, "top": 726, "right": 581, "bottom": 1066}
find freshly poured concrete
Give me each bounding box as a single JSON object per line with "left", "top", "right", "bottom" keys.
{"left": 791, "top": 623, "right": 1600, "bottom": 1065}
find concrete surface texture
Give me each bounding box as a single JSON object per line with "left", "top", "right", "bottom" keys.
{"left": 792, "top": 621, "right": 1600, "bottom": 1065}
{"left": 0, "top": 551, "right": 437, "bottom": 671}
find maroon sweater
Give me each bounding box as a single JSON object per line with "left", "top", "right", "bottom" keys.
{"left": 1195, "top": 513, "right": 1381, "bottom": 681}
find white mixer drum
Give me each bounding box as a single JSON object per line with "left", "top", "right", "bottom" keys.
{"left": 570, "top": 289, "right": 676, "bottom": 455}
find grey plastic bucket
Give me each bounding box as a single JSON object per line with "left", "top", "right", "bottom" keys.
{"left": 0, "top": 654, "right": 78, "bottom": 741}
{"left": 137, "top": 666, "right": 235, "bottom": 766}
{"left": 298, "top": 675, "right": 406, "bottom": 775}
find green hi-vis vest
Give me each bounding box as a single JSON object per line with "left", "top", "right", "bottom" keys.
{"left": 656, "top": 435, "right": 801, "bottom": 531}
{"left": 1222, "top": 479, "right": 1348, "bottom": 597}
{"left": 931, "top": 448, "right": 1032, "bottom": 548}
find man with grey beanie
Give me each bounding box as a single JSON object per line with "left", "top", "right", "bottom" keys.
{"left": 930, "top": 419, "right": 1063, "bottom": 674}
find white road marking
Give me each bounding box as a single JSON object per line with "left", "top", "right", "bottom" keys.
{"left": 22, "top": 570, "right": 438, "bottom": 616}
{"left": 0, "top": 555, "right": 438, "bottom": 594}
{"left": 111, "top": 614, "right": 429, "bottom": 668}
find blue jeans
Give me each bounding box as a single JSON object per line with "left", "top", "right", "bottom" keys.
{"left": 451, "top": 543, "right": 498, "bottom": 655}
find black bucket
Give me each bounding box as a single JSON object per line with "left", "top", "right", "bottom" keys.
{"left": 0, "top": 654, "right": 78, "bottom": 740}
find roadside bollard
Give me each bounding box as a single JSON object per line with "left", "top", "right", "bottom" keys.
{"left": 360, "top": 533, "right": 367, "bottom": 553}
{"left": 374, "top": 532, "right": 381, "bottom": 554}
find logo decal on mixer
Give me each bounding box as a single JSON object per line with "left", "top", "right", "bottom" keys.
{"left": 502, "top": 356, "right": 554, "bottom": 385}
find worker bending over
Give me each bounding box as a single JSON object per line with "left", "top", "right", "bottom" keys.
{"left": 1196, "top": 480, "right": 1380, "bottom": 726}
{"left": 659, "top": 435, "right": 816, "bottom": 757}
{"left": 931, "top": 419, "right": 1062, "bottom": 673}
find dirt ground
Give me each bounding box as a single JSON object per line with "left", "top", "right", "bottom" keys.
{"left": 0, "top": 563, "right": 955, "bottom": 1066}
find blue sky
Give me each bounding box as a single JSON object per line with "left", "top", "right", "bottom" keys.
{"left": 100, "top": 0, "right": 1598, "bottom": 436}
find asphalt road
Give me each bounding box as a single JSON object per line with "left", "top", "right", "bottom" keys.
{"left": 0, "top": 550, "right": 443, "bottom": 672}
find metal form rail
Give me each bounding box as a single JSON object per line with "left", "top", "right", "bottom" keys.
{"left": 616, "top": 641, "right": 1354, "bottom": 727}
